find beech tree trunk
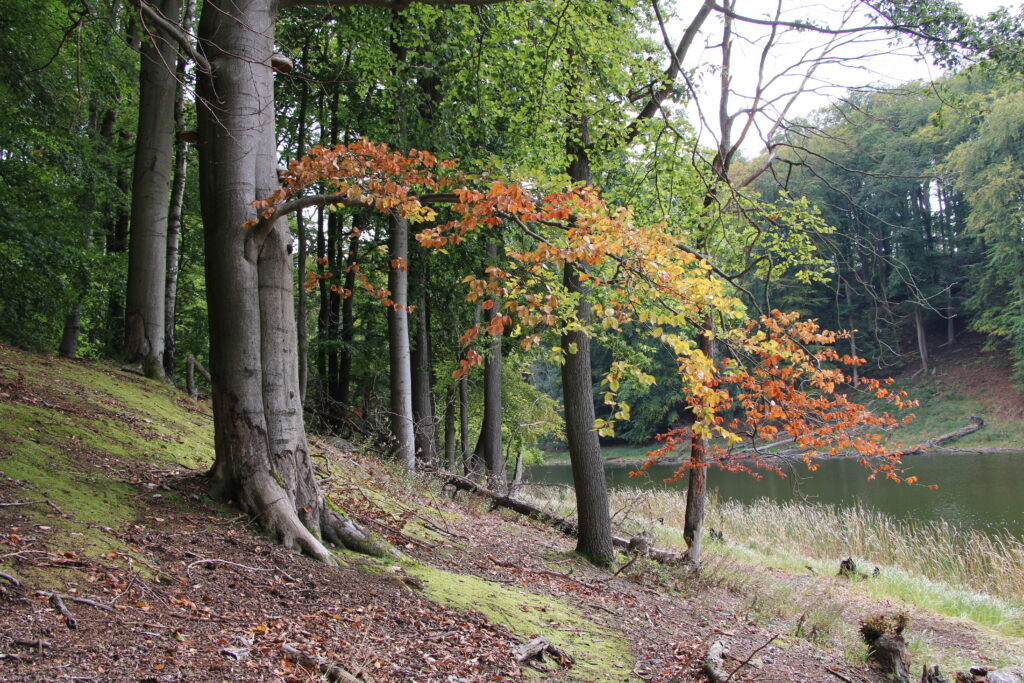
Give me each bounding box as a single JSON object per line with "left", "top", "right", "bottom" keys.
{"left": 125, "top": 0, "right": 181, "bottom": 378}
{"left": 163, "top": 0, "right": 194, "bottom": 380}
{"left": 337, "top": 216, "right": 360, "bottom": 407}
{"left": 388, "top": 213, "right": 416, "bottom": 471}
{"left": 58, "top": 307, "right": 81, "bottom": 359}
{"left": 412, "top": 256, "right": 438, "bottom": 464}
{"left": 563, "top": 116, "right": 613, "bottom": 566}
{"left": 196, "top": 0, "right": 380, "bottom": 562}
{"left": 443, "top": 383, "right": 456, "bottom": 471}
{"left": 293, "top": 40, "right": 311, "bottom": 403}
{"left": 683, "top": 314, "right": 716, "bottom": 565}
{"left": 459, "top": 367, "right": 471, "bottom": 475}
{"left": 915, "top": 306, "right": 929, "bottom": 374}
{"left": 482, "top": 241, "right": 505, "bottom": 488}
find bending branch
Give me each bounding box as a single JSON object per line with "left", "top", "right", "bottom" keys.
{"left": 137, "top": 0, "right": 210, "bottom": 72}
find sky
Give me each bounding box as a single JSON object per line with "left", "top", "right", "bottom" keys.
{"left": 676, "top": 0, "right": 1015, "bottom": 155}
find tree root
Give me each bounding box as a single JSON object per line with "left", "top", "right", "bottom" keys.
{"left": 282, "top": 644, "right": 369, "bottom": 682}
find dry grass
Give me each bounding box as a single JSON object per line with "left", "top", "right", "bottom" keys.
{"left": 519, "top": 484, "right": 1024, "bottom": 633}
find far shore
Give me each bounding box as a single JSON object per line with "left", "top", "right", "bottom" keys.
{"left": 539, "top": 444, "right": 1024, "bottom": 467}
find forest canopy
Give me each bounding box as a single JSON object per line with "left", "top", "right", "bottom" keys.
{"left": 1, "top": 0, "right": 1022, "bottom": 566}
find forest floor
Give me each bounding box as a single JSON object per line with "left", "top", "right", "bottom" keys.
{"left": 0, "top": 344, "right": 1021, "bottom": 682}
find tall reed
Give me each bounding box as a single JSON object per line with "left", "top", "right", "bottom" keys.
{"left": 519, "top": 484, "right": 1024, "bottom": 601}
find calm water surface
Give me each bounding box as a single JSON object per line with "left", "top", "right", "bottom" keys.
{"left": 527, "top": 450, "right": 1024, "bottom": 536}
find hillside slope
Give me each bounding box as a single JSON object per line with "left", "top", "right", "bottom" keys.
{"left": 891, "top": 334, "right": 1024, "bottom": 449}
{"left": 0, "top": 345, "right": 1019, "bottom": 681}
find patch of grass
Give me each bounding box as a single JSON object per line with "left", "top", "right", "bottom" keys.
{"left": 519, "top": 483, "right": 1024, "bottom": 640}
{"left": 410, "top": 564, "right": 634, "bottom": 681}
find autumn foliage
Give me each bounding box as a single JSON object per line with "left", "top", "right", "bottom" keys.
{"left": 251, "top": 140, "right": 919, "bottom": 484}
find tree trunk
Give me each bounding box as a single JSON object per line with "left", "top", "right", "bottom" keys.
{"left": 196, "top": 0, "right": 381, "bottom": 562}
{"left": 338, "top": 215, "right": 360, "bottom": 406}
{"left": 58, "top": 307, "right": 81, "bottom": 359}
{"left": 163, "top": 0, "right": 194, "bottom": 381}
{"left": 293, "top": 40, "right": 311, "bottom": 403}
{"left": 459, "top": 367, "right": 471, "bottom": 475}
{"left": 327, "top": 211, "right": 341, "bottom": 401}
{"left": 412, "top": 255, "right": 438, "bottom": 464}
{"left": 125, "top": 0, "right": 181, "bottom": 379}
{"left": 683, "top": 313, "right": 715, "bottom": 565}
{"left": 915, "top": 306, "right": 929, "bottom": 374}
{"left": 387, "top": 212, "right": 416, "bottom": 471}
{"left": 316, "top": 205, "right": 328, "bottom": 382}
{"left": 443, "top": 383, "right": 456, "bottom": 471}
{"left": 562, "top": 116, "right": 613, "bottom": 566}
{"left": 482, "top": 241, "right": 505, "bottom": 488}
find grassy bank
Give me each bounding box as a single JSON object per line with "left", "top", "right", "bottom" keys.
{"left": 520, "top": 484, "right": 1024, "bottom": 638}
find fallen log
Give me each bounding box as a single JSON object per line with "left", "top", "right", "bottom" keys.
{"left": 919, "top": 416, "right": 984, "bottom": 449}
{"left": 514, "top": 636, "right": 574, "bottom": 672}
{"left": 443, "top": 473, "right": 685, "bottom": 564}
{"left": 281, "top": 644, "right": 366, "bottom": 683}
{"left": 703, "top": 640, "right": 729, "bottom": 683}
{"left": 956, "top": 666, "right": 1024, "bottom": 683}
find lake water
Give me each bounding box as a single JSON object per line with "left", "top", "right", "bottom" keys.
{"left": 527, "top": 450, "right": 1024, "bottom": 537}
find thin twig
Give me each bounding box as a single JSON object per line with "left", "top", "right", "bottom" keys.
{"left": 824, "top": 666, "right": 856, "bottom": 683}
{"left": 725, "top": 633, "right": 778, "bottom": 682}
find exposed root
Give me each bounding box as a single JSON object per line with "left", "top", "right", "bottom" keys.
{"left": 321, "top": 506, "right": 391, "bottom": 557}
{"left": 246, "top": 471, "right": 336, "bottom": 564}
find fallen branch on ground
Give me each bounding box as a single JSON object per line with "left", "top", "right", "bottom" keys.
{"left": 514, "top": 636, "right": 574, "bottom": 672}
{"left": 281, "top": 644, "right": 368, "bottom": 683}
{"left": 919, "top": 416, "right": 984, "bottom": 449}
{"left": 46, "top": 592, "right": 76, "bottom": 629}
{"left": 704, "top": 641, "right": 729, "bottom": 683}
{"left": 443, "top": 473, "right": 685, "bottom": 564}
{"left": 36, "top": 590, "right": 114, "bottom": 613}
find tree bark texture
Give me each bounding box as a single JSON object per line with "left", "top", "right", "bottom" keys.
{"left": 196, "top": 0, "right": 381, "bottom": 562}
{"left": 338, "top": 215, "right": 361, "bottom": 406}
{"left": 387, "top": 212, "right": 416, "bottom": 471}
{"left": 125, "top": 0, "right": 181, "bottom": 378}
{"left": 459, "top": 368, "right": 471, "bottom": 475}
{"left": 163, "top": 0, "right": 195, "bottom": 380}
{"left": 293, "top": 43, "right": 310, "bottom": 403}
{"left": 562, "top": 115, "right": 613, "bottom": 566}
{"left": 683, "top": 312, "right": 715, "bottom": 565}
{"left": 412, "top": 256, "right": 438, "bottom": 464}
{"left": 482, "top": 241, "right": 505, "bottom": 488}
{"left": 443, "top": 383, "right": 456, "bottom": 471}
{"left": 58, "top": 307, "right": 81, "bottom": 359}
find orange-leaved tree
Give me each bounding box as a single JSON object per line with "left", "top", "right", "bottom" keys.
{"left": 254, "top": 140, "right": 917, "bottom": 565}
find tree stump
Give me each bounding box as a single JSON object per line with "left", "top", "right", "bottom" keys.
{"left": 861, "top": 614, "right": 911, "bottom": 683}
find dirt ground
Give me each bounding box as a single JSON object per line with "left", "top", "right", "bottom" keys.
{"left": 1, "top": 346, "right": 1018, "bottom": 682}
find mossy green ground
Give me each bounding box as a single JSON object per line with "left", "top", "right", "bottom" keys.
{"left": 0, "top": 347, "right": 635, "bottom": 679}
{"left": 410, "top": 564, "right": 634, "bottom": 681}
{"left": 0, "top": 346, "right": 215, "bottom": 584}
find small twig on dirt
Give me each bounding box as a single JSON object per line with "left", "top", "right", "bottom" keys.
{"left": 586, "top": 601, "right": 621, "bottom": 617}
{"left": 36, "top": 590, "right": 113, "bottom": 613}
{"left": 423, "top": 521, "right": 465, "bottom": 540}
{"left": 824, "top": 667, "right": 856, "bottom": 683}
{"left": 0, "top": 570, "right": 21, "bottom": 587}
{"left": 186, "top": 558, "right": 274, "bottom": 575}
{"left": 0, "top": 500, "right": 46, "bottom": 508}
{"left": 46, "top": 592, "right": 77, "bottom": 629}
{"left": 613, "top": 552, "right": 641, "bottom": 577}
{"left": 724, "top": 633, "right": 778, "bottom": 682}
{"left": 281, "top": 644, "right": 366, "bottom": 683}
{"left": 13, "top": 638, "right": 50, "bottom": 653}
